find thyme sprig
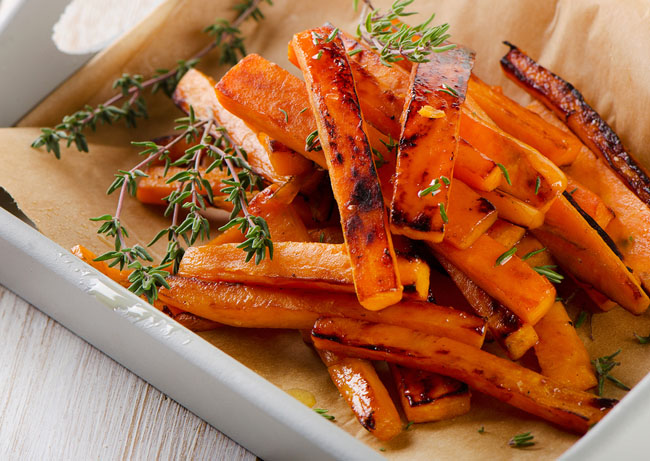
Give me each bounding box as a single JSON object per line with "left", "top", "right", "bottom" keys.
{"left": 93, "top": 109, "right": 272, "bottom": 302}
{"left": 356, "top": 0, "right": 455, "bottom": 67}
{"left": 509, "top": 432, "right": 535, "bottom": 448}
{"left": 591, "top": 350, "right": 630, "bottom": 396}
{"left": 31, "top": 0, "right": 272, "bottom": 158}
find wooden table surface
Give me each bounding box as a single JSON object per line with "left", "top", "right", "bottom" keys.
{"left": 0, "top": 285, "right": 255, "bottom": 460}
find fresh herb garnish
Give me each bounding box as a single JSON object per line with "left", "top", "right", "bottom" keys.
{"left": 591, "top": 350, "right": 630, "bottom": 396}
{"left": 279, "top": 108, "right": 289, "bottom": 122}
{"left": 314, "top": 408, "right": 336, "bottom": 421}
{"left": 533, "top": 265, "right": 564, "bottom": 284}
{"left": 509, "top": 432, "right": 535, "bottom": 448}
{"left": 31, "top": 0, "right": 272, "bottom": 158}
{"left": 495, "top": 247, "right": 518, "bottom": 266}
{"left": 478, "top": 426, "right": 485, "bottom": 434}
{"left": 521, "top": 247, "right": 546, "bottom": 261}
{"left": 405, "top": 421, "right": 414, "bottom": 430}
{"left": 439, "top": 202, "right": 448, "bottom": 224}
{"left": 574, "top": 310, "right": 588, "bottom": 328}
{"left": 535, "top": 176, "right": 541, "bottom": 195}
{"left": 437, "top": 83, "right": 458, "bottom": 97}
{"left": 305, "top": 129, "right": 322, "bottom": 152}
{"left": 313, "top": 50, "right": 324, "bottom": 60}
{"left": 496, "top": 163, "right": 512, "bottom": 186}
{"left": 357, "top": 0, "right": 454, "bottom": 67}
{"left": 635, "top": 332, "right": 650, "bottom": 344}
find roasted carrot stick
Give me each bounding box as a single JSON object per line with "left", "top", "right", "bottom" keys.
{"left": 311, "top": 318, "right": 615, "bottom": 434}
{"left": 173, "top": 68, "right": 293, "bottom": 185}
{"left": 443, "top": 180, "right": 497, "bottom": 250}
{"left": 389, "top": 46, "right": 474, "bottom": 242}
{"left": 501, "top": 42, "right": 650, "bottom": 205}
{"left": 435, "top": 253, "right": 538, "bottom": 360}
{"left": 430, "top": 234, "right": 555, "bottom": 325}
{"left": 475, "top": 188, "right": 545, "bottom": 229}
{"left": 390, "top": 364, "right": 471, "bottom": 423}
{"left": 179, "top": 242, "right": 429, "bottom": 300}
{"left": 468, "top": 74, "right": 581, "bottom": 166}
{"left": 528, "top": 100, "right": 650, "bottom": 292}
{"left": 291, "top": 27, "right": 402, "bottom": 310}
{"left": 318, "top": 350, "right": 402, "bottom": 440}
{"left": 533, "top": 194, "right": 649, "bottom": 314}
{"left": 157, "top": 276, "right": 486, "bottom": 347}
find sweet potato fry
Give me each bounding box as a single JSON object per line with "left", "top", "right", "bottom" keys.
{"left": 311, "top": 318, "right": 615, "bottom": 434}
{"left": 158, "top": 276, "right": 486, "bottom": 347}
{"left": 461, "top": 95, "right": 567, "bottom": 209}
{"left": 179, "top": 242, "right": 429, "bottom": 300}
{"left": 318, "top": 350, "right": 402, "bottom": 440}
{"left": 454, "top": 139, "right": 502, "bottom": 191}
{"left": 475, "top": 188, "right": 545, "bottom": 229}
{"left": 566, "top": 177, "right": 615, "bottom": 229}
{"left": 486, "top": 219, "right": 525, "bottom": 249}
{"left": 389, "top": 46, "right": 474, "bottom": 242}
{"left": 533, "top": 302, "right": 597, "bottom": 391}
{"left": 291, "top": 27, "right": 402, "bottom": 310}
{"left": 256, "top": 133, "right": 314, "bottom": 176}
{"left": 390, "top": 364, "right": 471, "bottom": 423}
{"left": 443, "top": 181, "right": 497, "bottom": 250}
{"left": 435, "top": 253, "right": 538, "bottom": 360}
{"left": 173, "top": 68, "right": 293, "bottom": 185}
{"left": 430, "top": 234, "right": 556, "bottom": 325}
{"left": 501, "top": 43, "right": 650, "bottom": 204}
{"left": 528, "top": 100, "right": 650, "bottom": 291}
{"left": 136, "top": 165, "right": 232, "bottom": 207}
{"left": 468, "top": 75, "right": 581, "bottom": 166}
{"left": 533, "top": 194, "right": 649, "bottom": 314}
{"left": 209, "top": 184, "right": 310, "bottom": 245}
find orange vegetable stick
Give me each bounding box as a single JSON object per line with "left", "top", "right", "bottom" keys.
{"left": 390, "top": 364, "right": 471, "bottom": 423}
{"left": 566, "top": 177, "right": 615, "bottom": 229}
{"left": 443, "top": 180, "right": 497, "bottom": 250}
{"left": 486, "top": 219, "right": 525, "bottom": 248}
{"left": 157, "top": 276, "right": 486, "bottom": 348}
{"left": 173, "top": 68, "right": 293, "bottom": 185}
{"left": 468, "top": 74, "right": 581, "bottom": 166}
{"left": 533, "top": 302, "right": 598, "bottom": 391}
{"left": 454, "top": 138, "right": 502, "bottom": 191}
{"left": 430, "top": 234, "right": 556, "bottom": 325}
{"left": 501, "top": 43, "right": 650, "bottom": 205}
{"left": 179, "top": 242, "right": 429, "bottom": 300}
{"left": 435, "top": 253, "right": 538, "bottom": 360}
{"left": 256, "top": 133, "right": 314, "bottom": 176}
{"left": 318, "top": 350, "right": 402, "bottom": 440}
{"left": 312, "top": 318, "right": 615, "bottom": 434}
{"left": 136, "top": 165, "right": 231, "bottom": 207}
{"left": 291, "top": 27, "right": 402, "bottom": 310}
{"left": 461, "top": 95, "right": 567, "bottom": 209}
{"left": 533, "top": 195, "right": 649, "bottom": 314}
{"left": 528, "top": 100, "right": 650, "bottom": 292}
{"left": 475, "top": 188, "right": 545, "bottom": 229}
{"left": 514, "top": 235, "right": 598, "bottom": 389}
{"left": 209, "top": 184, "right": 310, "bottom": 245}
{"left": 390, "top": 46, "right": 474, "bottom": 243}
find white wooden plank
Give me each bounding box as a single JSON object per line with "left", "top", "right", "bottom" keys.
{"left": 0, "top": 285, "right": 255, "bottom": 460}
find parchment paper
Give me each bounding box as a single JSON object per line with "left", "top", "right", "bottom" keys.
{"left": 3, "top": 0, "right": 650, "bottom": 458}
